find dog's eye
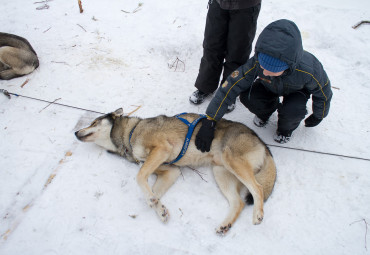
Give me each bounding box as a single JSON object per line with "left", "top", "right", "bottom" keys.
{"left": 91, "top": 121, "right": 97, "bottom": 127}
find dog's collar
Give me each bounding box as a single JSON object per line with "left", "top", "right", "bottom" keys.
{"left": 128, "top": 124, "right": 138, "bottom": 150}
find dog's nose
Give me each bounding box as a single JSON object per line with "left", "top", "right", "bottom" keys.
{"left": 74, "top": 131, "right": 79, "bottom": 138}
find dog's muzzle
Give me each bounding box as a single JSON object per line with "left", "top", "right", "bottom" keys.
{"left": 75, "top": 130, "right": 91, "bottom": 141}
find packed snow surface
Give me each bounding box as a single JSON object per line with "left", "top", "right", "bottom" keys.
{"left": 1, "top": 0, "right": 370, "bottom": 254}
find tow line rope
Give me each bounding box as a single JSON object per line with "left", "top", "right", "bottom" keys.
{"left": 4, "top": 91, "right": 105, "bottom": 115}
{"left": 267, "top": 144, "right": 370, "bottom": 162}
{"left": 2, "top": 90, "right": 370, "bottom": 162}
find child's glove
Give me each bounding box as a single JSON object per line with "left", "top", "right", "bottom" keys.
{"left": 305, "top": 114, "right": 322, "bottom": 127}
{"left": 195, "top": 118, "right": 216, "bottom": 152}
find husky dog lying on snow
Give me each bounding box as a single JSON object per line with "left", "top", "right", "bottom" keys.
{"left": 75, "top": 108, "right": 277, "bottom": 235}
{"left": 0, "top": 32, "right": 39, "bottom": 80}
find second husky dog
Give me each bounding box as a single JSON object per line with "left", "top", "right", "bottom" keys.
{"left": 75, "top": 109, "right": 277, "bottom": 235}
{"left": 0, "top": 32, "right": 39, "bottom": 80}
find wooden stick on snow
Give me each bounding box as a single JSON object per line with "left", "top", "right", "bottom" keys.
{"left": 78, "top": 0, "right": 83, "bottom": 13}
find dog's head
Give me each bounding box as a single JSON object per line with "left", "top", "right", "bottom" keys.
{"left": 75, "top": 108, "right": 123, "bottom": 150}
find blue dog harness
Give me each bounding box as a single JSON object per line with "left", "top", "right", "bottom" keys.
{"left": 166, "top": 113, "right": 206, "bottom": 165}
{"left": 128, "top": 113, "right": 206, "bottom": 165}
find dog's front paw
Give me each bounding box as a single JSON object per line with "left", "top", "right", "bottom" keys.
{"left": 159, "top": 204, "right": 169, "bottom": 223}
{"left": 216, "top": 223, "right": 232, "bottom": 236}
{"left": 147, "top": 197, "right": 159, "bottom": 208}
{"left": 155, "top": 201, "right": 170, "bottom": 223}
{"left": 148, "top": 197, "right": 169, "bottom": 223}
{"left": 253, "top": 208, "right": 264, "bottom": 225}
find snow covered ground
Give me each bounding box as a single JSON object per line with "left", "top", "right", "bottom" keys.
{"left": 1, "top": 0, "right": 370, "bottom": 254}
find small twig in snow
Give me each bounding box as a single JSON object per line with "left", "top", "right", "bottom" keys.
{"left": 77, "top": 24, "right": 87, "bottom": 32}
{"left": 179, "top": 208, "right": 183, "bottom": 218}
{"left": 133, "top": 3, "right": 143, "bottom": 13}
{"left": 352, "top": 21, "right": 370, "bottom": 29}
{"left": 51, "top": 61, "right": 70, "bottom": 66}
{"left": 39, "top": 98, "right": 61, "bottom": 113}
{"left": 34, "top": 0, "right": 53, "bottom": 3}
{"left": 36, "top": 4, "right": 49, "bottom": 10}
{"left": 168, "top": 57, "right": 185, "bottom": 72}
{"left": 48, "top": 137, "right": 56, "bottom": 144}
{"left": 187, "top": 166, "right": 208, "bottom": 183}
{"left": 350, "top": 218, "right": 369, "bottom": 250}
{"left": 78, "top": 0, "right": 84, "bottom": 13}
{"left": 34, "top": 1, "right": 53, "bottom": 10}
{"left": 43, "top": 27, "right": 52, "bottom": 33}
{"left": 20, "top": 79, "right": 30, "bottom": 88}
{"left": 127, "top": 105, "right": 142, "bottom": 116}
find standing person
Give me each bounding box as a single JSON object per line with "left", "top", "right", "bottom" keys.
{"left": 189, "top": 0, "right": 261, "bottom": 113}
{"left": 195, "top": 19, "right": 333, "bottom": 151}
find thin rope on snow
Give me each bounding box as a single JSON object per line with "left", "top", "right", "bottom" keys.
{"left": 4, "top": 91, "right": 370, "bottom": 162}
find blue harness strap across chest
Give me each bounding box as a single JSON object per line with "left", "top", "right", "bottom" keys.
{"left": 129, "top": 113, "right": 206, "bottom": 165}
{"left": 165, "top": 113, "right": 206, "bottom": 165}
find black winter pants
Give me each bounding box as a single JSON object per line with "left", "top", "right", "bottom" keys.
{"left": 240, "top": 81, "right": 310, "bottom": 135}
{"left": 195, "top": 1, "right": 261, "bottom": 94}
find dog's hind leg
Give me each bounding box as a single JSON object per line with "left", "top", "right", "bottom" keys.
{"left": 136, "top": 145, "right": 173, "bottom": 223}
{"left": 213, "top": 166, "right": 244, "bottom": 235}
{"left": 153, "top": 165, "right": 181, "bottom": 198}
{"left": 222, "top": 148, "right": 264, "bottom": 225}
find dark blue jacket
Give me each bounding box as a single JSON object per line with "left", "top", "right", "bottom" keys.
{"left": 206, "top": 19, "right": 333, "bottom": 121}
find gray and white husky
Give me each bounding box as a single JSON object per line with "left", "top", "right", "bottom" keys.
{"left": 0, "top": 32, "right": 39, "bottom": 80}
{"left": 75, "top": 108, "right": 277, "bottom": 235}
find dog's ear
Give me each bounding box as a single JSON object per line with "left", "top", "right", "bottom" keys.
{"left": 114, "top": 108, "right": 124, "bottom": 115}
{"left": 111, "top": 108, "right": 123, "bottom": 119}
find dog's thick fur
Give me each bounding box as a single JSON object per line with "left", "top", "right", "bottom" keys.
{"left": 0, "top": 32, "right": 39, "bottom": 80}
{"left": 75, "top": 109, "right": 277, "bottom": 235}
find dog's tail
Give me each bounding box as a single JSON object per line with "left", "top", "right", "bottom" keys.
{"left": 246, "top": 149, "right": 277, "bottom": 204}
